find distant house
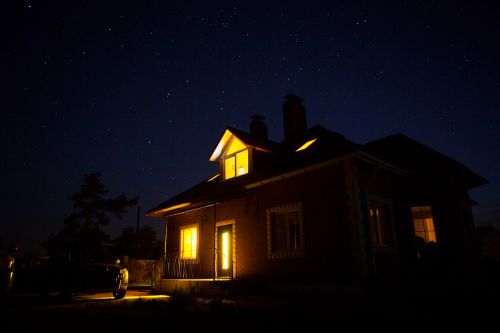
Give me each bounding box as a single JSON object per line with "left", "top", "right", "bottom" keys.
{"left": 146, "top": 95, "right": 486, "bottom": 291}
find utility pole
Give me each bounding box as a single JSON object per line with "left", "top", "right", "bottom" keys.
{"left": 136, "top": 205, "right": 141, "bottom": 233}
{"left": 135, "top": 205, "right": 141, "bottom": 257}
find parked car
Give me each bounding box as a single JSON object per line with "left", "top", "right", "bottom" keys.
{"left": 38, "top": 259, "right": 128, "bottom": 300}
{"left": 0, "top": 251, "right": 15, "bottom": 297}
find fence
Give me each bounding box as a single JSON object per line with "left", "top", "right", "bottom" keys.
{"left": 163, "top": 249, "right": 233, "bottom": 280}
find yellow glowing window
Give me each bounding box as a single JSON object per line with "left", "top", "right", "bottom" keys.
{"left": 295, "top": 138, "right": 317, "bottom": 152}
{"left": 411, "top": 206, "right": 437, "bottom": 243}
{"left": 224, "top": 149, "right": 248, "bottom": 180}
{"left": 180, "top": 225, "right": 197, "bottom": 259}
{"left": 225, "top": 156, "right": 236, "bottom": 179}
{"left": 222, "top": 232, "right": 229, "bottom": 270}
{"left": 236, "top": 150, "right": 248, "bottom": 176}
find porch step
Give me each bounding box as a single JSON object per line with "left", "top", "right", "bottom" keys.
{"left": 158, "top": 279, "right": 232, "bottom": 296}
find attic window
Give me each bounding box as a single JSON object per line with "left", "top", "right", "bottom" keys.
{"left": 225, "top": 149, "right": 248, "bottom": 179}
{"left": 295, "top": 138, "right": 317, "bottom": 152}
{"left": 224, "top": 137, "right": 249, "bottom": 180}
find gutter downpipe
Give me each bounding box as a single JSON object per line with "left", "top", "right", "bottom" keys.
{"left": 213, "top": 202, "right": 217, "bottom": 282}
{"left": 163, "top": 217, "right": 168, "bottom": 262}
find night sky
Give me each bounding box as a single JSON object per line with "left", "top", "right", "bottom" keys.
{"left": 3, "top": 1, "right": 500, "bottom": 253}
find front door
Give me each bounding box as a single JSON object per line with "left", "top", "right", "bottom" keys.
{"left": 216, "top": 224, "right": 233, "bottom": 279}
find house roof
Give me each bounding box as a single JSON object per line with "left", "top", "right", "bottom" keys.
{"left": 146, "top": 126, "right": 359, "bottom": 217}
{"left": 146, "top": 129, "right": 487, "bottom": 217}
{"left": 363, "top": 133, "right": 488, "bottom": 188}
{"left": 226, "top": 127, "right": 280, "bottom": 152}
{"left": 209, "top": 127, "right": 279, "bottom": 161}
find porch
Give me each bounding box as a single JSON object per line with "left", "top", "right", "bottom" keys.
{"left": 156, "top": 249, "right": 234, "bottom": 295}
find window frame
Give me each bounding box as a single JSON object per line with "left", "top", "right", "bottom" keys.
{"left": 266, "top": 202, "right": 305, "bottom": 259}
{"left": 179, "top": 224, "right": 199, "bottom": 260}
{"left": 410, "top": 205, "right": 438, "bottom": 243}
{"left": 367, "top": 195, "right": 395, "bottom": 250}
{"left": 223, "top": 145, "right": 251, "bottom": 180}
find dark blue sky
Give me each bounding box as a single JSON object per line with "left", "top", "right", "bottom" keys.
{"left": 3, "top": 0, "right": 500, "bottom": 253}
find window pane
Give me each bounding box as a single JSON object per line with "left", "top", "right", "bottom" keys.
{"left": 288, "top": 211, "right": 301, "bottom": 250}
{"left": 369, "top": 207, "right": 380, "bottom": 244}
{"left": 411, "top": 206, "right": 437, "bottom": 243}
{"left": 377, "top": 205, "right": 392, "bottom": 246}
{"left": 225, "top": 156, "right": 235, "bottom": 179}
{"left": 267, "top": 203, "right": 304, "bottom": 259}
{"left": 413, "top": 219, "right": 426, "bottom": 232}
{"left": 415, "top": 231, "right": 426, "bottom": 240}
{"left": 221, "top": 232, "right": 230, "bottom": 270}
{"left": 369, "top": 203, "right": 392, "bottom": 246}
{"left": 425, "top": 218, "right": 437, "bottom": 242}
{"left": 236, "top": 150, "right": 248, "bottom": 176}
{"left": 180, "top": 226, "right": 197, "bottom": 259}
{"left": 271, "top": 213, "right": 288, "bottom": 251}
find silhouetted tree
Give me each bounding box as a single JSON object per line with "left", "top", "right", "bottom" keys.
{"left": 114, "top": 225, "right": 162, "bottom": 259}
{"left": 48, "top": 173, "right": 138, "bottom": 262}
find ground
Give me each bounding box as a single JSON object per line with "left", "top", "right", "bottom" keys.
{"left": 2, "top": 280, "right": 500, "bottom": 329}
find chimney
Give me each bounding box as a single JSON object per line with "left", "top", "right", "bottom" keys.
{"left": 250, "top": 114, "right": 268, "bottom": 140}
{"left": 283, "top": 94, "right": 307, "bottom": 142}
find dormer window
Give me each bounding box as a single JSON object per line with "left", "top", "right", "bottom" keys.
{"left": 224, "top": 137, "right": 249, "bottom": 180}
{"left": 209, "top": 129, "right": 257, "bottom": 181}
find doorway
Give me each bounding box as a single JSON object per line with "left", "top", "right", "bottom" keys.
{"left": 216, "top": 224, "right": 233, "bottom": 279}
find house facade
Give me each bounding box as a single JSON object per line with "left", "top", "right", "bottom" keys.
{"left": 146, "top": 95, "right": 486, "bottom": 288}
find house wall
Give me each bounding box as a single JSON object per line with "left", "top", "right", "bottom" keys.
{"left": 403, "top": 175, "right": 479, "bottom": 262}
{"left": 240, "top": 161, "right": 355, "bottom": 284}
{"left": 164, "top": 157, "right": 479, "bottom": 284}
{"left": 164, "top": 160, "right": 359, "bottom": 284}
{"left": 353, "top": 159, "right": 409, "bottom": 279}
{"left": 353, "top": 158, "right": 479, "bottom": 280}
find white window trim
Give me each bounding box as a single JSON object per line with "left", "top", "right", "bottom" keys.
{"left": 367, "top": 194, "right": 396, "bottom": 252}
{"left": 266, "top": 202, "right": 304, "bottom": 259}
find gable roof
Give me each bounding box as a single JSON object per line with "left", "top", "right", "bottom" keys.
{"left": 209, "top": 127, "right": 279, "bottom": 161}
{"left": 363, "top": 134, "right": 487, "bottom": 188}
{"left": 146, "top": 129, "right": 486, "bottom": 217}
{"left": 146, "top": 126, "right": 359, "bottom": 217}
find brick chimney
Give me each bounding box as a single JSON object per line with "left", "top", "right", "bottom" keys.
{"left": 250, "top": 114, "right": 268, "bottom": 140}
{"left": 283, "top": 94, "right": 307, "bottom": 142}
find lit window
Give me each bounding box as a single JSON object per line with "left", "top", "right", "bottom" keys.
{"left": 224, "top": 138, "right": 249, "bottom": 180}
{"left": 235, "top": 149, "right": 248, "bottom": 176}
{"left": 180, "top": 225, "right": 198, "bottom": 259}
{"left": 411, "top": 206, "right": 437, "bottom": 243}
{"left": 369, "top": 202, "right": 393, "bottom": 246}
{"left": 221, "top": 232, "right": 230, "bottom": 270}
{"left": 225, "top": 156, "right": 236, "bottom": 179}
{"left": 295, "top": 138, "right": 317, "bottom": 152}
{"left": 267, "top": 203, "right": 304, "bottom": 259}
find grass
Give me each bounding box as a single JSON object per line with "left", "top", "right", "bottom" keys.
{"left": 3, "top": 279, "right": 500, "bottom": 329}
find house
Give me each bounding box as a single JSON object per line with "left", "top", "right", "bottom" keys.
{"left": 146, "top": 95, "right": 487, "bottom": 292}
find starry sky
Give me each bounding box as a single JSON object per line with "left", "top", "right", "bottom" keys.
{"left": 3, "top": 0, "right": 500, "bottom": 253}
